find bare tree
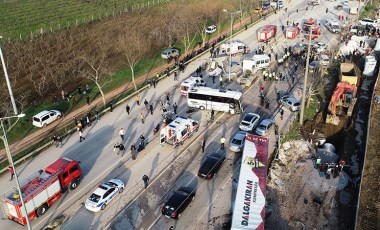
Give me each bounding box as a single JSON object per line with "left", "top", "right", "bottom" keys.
{"left": 174, "top": 8, "right": 198, "bottom": 52}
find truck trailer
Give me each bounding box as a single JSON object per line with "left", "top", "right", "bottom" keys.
{"left": 3, "top": 157, "right": 82, "bottom": 225}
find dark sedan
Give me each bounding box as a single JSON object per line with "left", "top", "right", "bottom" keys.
{"left": 198, "top": 153, "right": 226, "bottom": 179}
{"left": 162, "top": 187, "right": 195, "bottom": 219}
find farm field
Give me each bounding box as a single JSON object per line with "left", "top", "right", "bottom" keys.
{"left": 0, "top": 0, "right": 166, "bottom": 40}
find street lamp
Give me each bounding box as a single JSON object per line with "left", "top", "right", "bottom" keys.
{"left": 223, "top": 9, "right": 241, "bottom": 82}
{"left": 0, "top": 36, "right": 18, "bottom": 115}
{"left": 0, "top": 113, "right": 32, "bottom": 230}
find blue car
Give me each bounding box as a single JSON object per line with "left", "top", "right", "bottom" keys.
{"left": 262, "top": 2, "right": 270, "bottom": 10}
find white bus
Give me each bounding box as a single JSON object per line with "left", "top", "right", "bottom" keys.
{"left": 187, "top": 87, "right": 243, "bottom": 114}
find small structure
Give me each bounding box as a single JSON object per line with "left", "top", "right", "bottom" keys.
{"left": 285, "top": 26, "right": 300, "bottom": 39}
{"left": 257, "top": 25, "right": 277, "bottom": 42}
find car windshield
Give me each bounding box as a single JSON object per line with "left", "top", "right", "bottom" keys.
{"left": 89, "top": 193, "right": 101, "bottom": 203}
{"left": 294, "top": 102, "right": 300, "bottom": 106}
{"left": 33, "top": 117, "right": 40, "bottom": 122}
{"left": 243, "top": 115, "right": 254, "bottom": 122}
{"left": 257, "top": 124, "right": 267, "bottom": 130}
{"left": 104, "top": 182, "right": 117, "bottom": 187}
{"left": 231, "top": 138, "right": 243, "bottom": 145}
{"left": 241, "top": 121, "right": 251, "bottom": 126}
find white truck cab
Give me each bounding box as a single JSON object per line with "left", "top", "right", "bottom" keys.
{"left": 160, "top": 116, "right": 199, "bottom": 147}
{"left": 180, "top": 76, "right": 206, "bottom": 96}
{"left": 242, "top": 54, "right": 270, "bottom": 73}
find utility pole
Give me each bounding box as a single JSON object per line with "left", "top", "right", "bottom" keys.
{"left": 223, "top": 9, "right": 241, "bottom": 82}
{"left": 299, "top": 27, "right": 313, "bottom": 125}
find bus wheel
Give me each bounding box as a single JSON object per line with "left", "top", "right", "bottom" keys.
{"left": 199, "top": 106, "right": 205, "bottom": 110}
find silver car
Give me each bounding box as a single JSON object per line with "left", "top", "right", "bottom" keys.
{"left": 229, "top": 131, "right": 247, "bottom": 152}
{"left": 239, "top": 113, "right": 260, "bottom": 132}
{"left": 255, "top": 119, "right": 274, "bottom": 136}
{"left": 161, "top": 48, "right": 179, "bottom": 59}
{"left": 279, "top": 96, "right": 301, "bottom": 112}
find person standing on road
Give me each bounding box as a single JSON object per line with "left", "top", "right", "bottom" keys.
{"left": 219, "top": 75, "right": 223, "bottom": 87}
{"left": 265, "top": 98, "right": 270, "bottom": 110}
{"left": 315, "top": 157, "right": 322, "bottom": 169}
{"left": 140, "top": 112, "right": 145, "bottom": 124}
{"left": 9, "top": 166, "right": 14, "bottom": 181}
{"left": 166, "top": 93, "right": 171, "bottom": 106}
{"left": 135, "top": 94, "right": 140, "bottom": 106}
{"left": 126, "top": 104, "right": 131, "bottom": 115}
{"left": 131, "top": 144, "right": 137, "bottom": 160}
{"left": 149, "top": 104, "right": 154, "bottom": 115}
{"left": 119, "top": 128, "right": 125, "bottom": 141}
{"left": 220, "top": 136, "right": 226, "bottom": 150}
{"left": 280, "top": 108, "right": 284, "bottom": 120}
{"left": 173, "top": 102, "right": 178, "bottom": 114}
{"left": 142, "top": 175, "right": 149, "bottom": 189}
{"left": 57, "top": 135, "right": 63, "bottom": 148}
{"left": 79, "top": 130, "right": 85, "bottom": 142}
{"left": 212, "top": 75, "right": 215, "bottom": 84}
{"left": 140, "top": 134, "right": 146, "bottom": 147}
{"left": 86, "top": 112, "right": 92, "bottom": 127}
{"left": 210, "top": 109, "right": 215, "bottom": 120}
{"left": 144, "top": 99, "right": 149, "bottom": 110}
{"left": 200, "top": 140, "right": 206, "bottom": 153}
{"left": 95, "top": 109, "right": 100, "bottom": 121}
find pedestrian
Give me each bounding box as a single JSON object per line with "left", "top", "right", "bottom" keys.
{"left": 152, "top": 77, "right": 157, "bottom": 88}
{"left": 200, "top": 140, "right": 206, "bottom": 153}
{"left": 319, "top": 162, "right": 326, "bottom": 177}
{"left": 126, "top": 104, "right": 131, "bottom": 115}
{"left": 212, "top": 75, "right": 215, "bottom": 84}
{"left": 77, "top": 86, "right": 82, "bottom": 94}
{"left": 119, "top": 128, "right": 125, "bottom": 141}
{"left": 163, "top": 106, "right": 167, "bottom": 113}
{"left": 166, "top": 93, "right": 171, "bottom": 105}
{"left": 265, "top": 98, "right": 270, "bottom": 109}
{"left": 291, "top": 75, "right": 295, "bottom": 84}
{"left": 315, "top": 157, "right": 322, "bottom": 169}
{"left": 52, "top": 135, "right": 58, "bottom": 147}
{"left": 86, "top": 112, "right": 92, "bottom": 126}
{"left": 173, "top": 102, "right": 178, "bottom": 114}
{"left": 144, "top": 99, "right": 149, "bottom": 110}
{"left": 219, "top": 75, "right": 223, "bottom": 87}
{"left": 275, "top": 53, "right": 278, "bottom": 60}
{"left": 9, "top": 166, "right": 14, "bottom": 181}
{"left": 142, "top": 175, "right": 149, "bottom": 189}
{"left": 210, "top": 109, "right": 215, "bottom": 120}
{"left": 109, "top": 103, "right": 113, "bottom": 112}
{"left": 174, "top": 71, "right": 178, "bottom": 81}
{"left": 140, "top": 112, "right": 145, "bottom": 124}
{"left": 280, "top": 108, "right": 284, "bottom": 120}
{"left": 95, "top": 109, "right": 100, "bottom": 121}
{"left": 131, "top": 144, "right": 137, "bottom": 160}
{"left": 81, "top": 117, "right": 86, "bottom": 128}
{"left": 114, "top": 143, "right": 121, "bottom": 155}
{"left": 166, "top": 67, "right": 170, "bottom": 77}
{"left": 57, "top": 135, "right": 63, "bottom": 148}
{"left": 277, "top": 92, "right": 281, "bottom": 101}
{"left": 118, "top": 143, "right": 125, "bottom": 155}
{"left": 220, "top": 136, "right": 226, "bottom": 150}
{"left": 79, "top": 130, "right": 85, "bottom": 142}
{"left": 86, "top": 95, "right": 90, "bottom": 105}
{"left": 268, "top": 53, "right": 271, "bottom": 61}
{"left": 149, "top": 104, "right": 154, "bottom": 115}
{"left": 135, "top": 94, "right": 140, "bottom": 106}
{"left": 73, "top": 116, "right": 78, "bottom": 126}
{"left": 140, "top": 134, "right": 146, "bottom": 147}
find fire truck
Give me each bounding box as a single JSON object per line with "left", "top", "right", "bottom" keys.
{"left": 303, "top": 18, "right": 317, "bottom": 32}
{"left": 2, "top": 157, "right": 82, "bottom": 225}
{"left": 304, "top": 27, "right": 321, "bottom": 39}
{"left": 160, "top": 116, "right": 199, "bottom": 147}
{"left": 285, "top": 26, "right": 300, "bottom": 39}
{"left": 257, "top": 25, "right": 277, "bottom": 42}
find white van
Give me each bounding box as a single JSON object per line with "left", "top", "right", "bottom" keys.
{"left": 220, "top": 41, "right": 250, "bottom": 55}
{"left": 180, "top": 76, "right": 206, "bottom": 96}
{"left": 242, "top": 55, "right": 270, "bottom": 73}
{"left": 358, "top": 18, "right": 378, "bottom": 28}
{"left": 32, "top": 110, "right": 62, "bottom": 127}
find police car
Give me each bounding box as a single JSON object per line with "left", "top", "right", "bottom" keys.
{"left": 85, "top": 179, "right": 124, "bottom": 212}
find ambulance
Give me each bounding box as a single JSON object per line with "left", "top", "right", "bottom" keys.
{"left": 160, "top": 116, "right": 199, "bottom": 147}
{"left": 219, "top": 40, "right": 250, "bottom": 56}
{"left": 180, "top": 76, "right": 206, "bottom": 96}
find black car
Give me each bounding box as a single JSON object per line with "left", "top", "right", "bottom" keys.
{"left": 198, "top": 153, "right": 226, "bottom": 179}
{"left": 161, "top": 187, "right": 195, "bottom": 219}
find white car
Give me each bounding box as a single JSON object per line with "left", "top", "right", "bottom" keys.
{"left": 32, "top": 110, "right": 62, "bottom": 128}
{"left": 85, "top": 179, "right": 124, "bottom": 212}
{"left": 239, "top": 113, "right": 260, "bottom": 132}
{"left": 313, "top": 42, "right": 327, "bottom": 53}
{"left": 205, "top": 25, "right": 217, "bottom": 34}
{"left": 358, "top": 18, "right": 378, "bottom": 28}
{"left": 161, "top": 48, "right": 179, "bottom": 59}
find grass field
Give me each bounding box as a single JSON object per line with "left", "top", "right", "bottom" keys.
{"left": 0, "top": 0, "right": 167, "bottom": 40}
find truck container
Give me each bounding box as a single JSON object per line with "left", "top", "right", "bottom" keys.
{"left": 2, "top": 157, "right": 82, "bottom": 225}
{"left": 340, "top": 63, "right": 359, "bottom": 86}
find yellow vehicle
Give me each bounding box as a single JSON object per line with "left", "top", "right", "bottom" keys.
{"left": 253, "top": 7, "right": 263, "bottom": 14}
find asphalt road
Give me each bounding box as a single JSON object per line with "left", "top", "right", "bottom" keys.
{"left": 0, "top": 0, "right": 355, "bottom": 229}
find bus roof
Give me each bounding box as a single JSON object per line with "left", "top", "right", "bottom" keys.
{"left": 189, "top": 87, "right": 242, "bottom": 99}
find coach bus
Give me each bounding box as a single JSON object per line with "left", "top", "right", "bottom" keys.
{"left": 187, "top": 87, "right": 243, "bottom": 114}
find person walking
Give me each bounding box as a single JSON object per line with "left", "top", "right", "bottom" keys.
{"left": 174, "top": 71, "right": 178, "bottom": 81}
{"left": 144, "top": 99, "right": 149, "bottom": 110}
{"left": 9, "top": 166, "right": 14, "bottom": 181}
{"left": 86, "top": 95, "right": 90, "bottom": 105}
{"left": 119, "top": 128, "right": 125, "bottom": 141}
{"left": 135, "top": 94, "right": 140, "bottom": 106}
{"left": 173, "top": 102, "right": 178, "bottom": 114}
{"left": 149, "top": 104, "right": 154, "bottom": 115}
{"left": 200, "top": 140, "right": 206, "bottom": 153}
{"left": 219, "top": 75, "right": 223, "bottom": 87}
{"left": 95, "top": 109, "right": 100, "bottom": 121}
{"left": 166, "top": 93, "right": 171, "bottom": 106}
{"left": 126, "top": 104, "right": 131, "bottom": 115}
{"left": 131, "top": 144, "right": 137, "bottom": 160}
{"left": 140, "top": 112, "right": 145, "bottom": 124}
{"left": 86, "top": 112, "right": 92, "bottom": 127}
{"left": 140, "top": 134, "right": 146, "bottom": 147}
{"left": 79, "top": 130, "right": 85, "bottom": 142}
{"left": 210, "top": 109, "right": 215, "bottom": 120}
{"left": 152, "top": 77, "right": 157, "bottom": 88}
{"left": 212, "top": 75, "right": 215, "bottom": 84}
{"left": 114, "top": 143, "right": 121, "bottom": 155}
{"left": 142, "top": 175, "right": 149, "bottom": 189}
{"left": 57, "top": 135, "right": 63, "bottom": 148}
{"left": 280, "top": 108, "right": 284, "bottom": 120}
{"left": 220, "top": 136, "right": 226, "bottom": 150}
{"left": 109, "top": 103, "right": 113, "bottom": 112}
{"left": 265, "top": 98, "right": 270, "bottom": 110}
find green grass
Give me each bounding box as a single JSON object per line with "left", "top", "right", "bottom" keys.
{"left": 0, "top": 0, "right": 160, "bottom": 40}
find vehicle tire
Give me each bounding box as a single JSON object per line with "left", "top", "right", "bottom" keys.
{"left": 36, "top": 204, "right": 48, "bottom": 217}
{"left": 177, "top": 213, "right": 181, "bottom": 219}
{"left": 200, "top": 106, "right": 205, "bottom": 110}
{"left": 101, "top": 204, "right": 106, "bottom": 210}
{"left": 119, "top": 187, "right": 124, "bottom": 193}
{"left": 70, "top": 179, "right": 79, "bottom": 190}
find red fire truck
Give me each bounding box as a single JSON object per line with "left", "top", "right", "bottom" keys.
{"left": 257, "top": 25, "right": 277, "bottom": 42}
{"left": 304, "top": 27, "right": 321, "bottom": 39}
{"left": 3, "top": 157, "right": 82, "bottom": 225}
{"left": 303, "top": 18, "right": 317, "bottom": 32}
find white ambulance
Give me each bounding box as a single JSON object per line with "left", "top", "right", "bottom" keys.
{"left": 160, "top": 116, "right": 199, "bottom": 147}
{"left": 220, "top": 40, "right": 250, "bottom": 56}
{"left": 242, "top": 54, "right": 270, "bottom": 73}
{"left": 180, "top": 76, "right": 206, "bottom": 96}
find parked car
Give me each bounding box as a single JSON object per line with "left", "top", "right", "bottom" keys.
{"left": 336, "top": 4, "right": 343, "bottom": 10}
{"left": 279, "top": 96, "right": 301, "bottom": 112}
{"left": 229, "top": 131, "right": 247, "bottom": 152}
{"left": 162, "top": 187, "right": 195, "bottom": 219}
{"left": 262, "top": 2, "right": 270, "bottom": 9}
{"left": 255, "top": 119, "right": 274, "bottom": 136}
{"left": 85, "top": 179, "right": 124, "bottom": 212}
{"left": 161, "top": 48, "right": 179, "bottom": 59}
{"left": 239, "top": 113, "right": 260, "bottom": 132}
{"left": 309, "top": 60, "right": 320, "bottom": 72}
{"left": 205, "top": 25, "right": 217, "bottom": 34}
{"left": 313, "top": 42, "right": 327, "bottom": 53}
{"left": 32, "top": 110, "right": 62, "bottom": 128}
{"left": 253, "top": 7, "right": 263, "bottom": 14}
{"left": 198, "top": 153, "right": 226, "bottom": 179}
{"left": 358, "top": 18, "right": 378, "bottom": 28}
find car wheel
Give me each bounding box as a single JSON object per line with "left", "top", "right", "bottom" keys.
{"left": 177, "top": 213, "right": 181, "bottom": 219}
{"left": 101, "top": 204, "right": 106, "bottom": 210}
{"left": 119, "top": 187, "right": 124, "bottom": 193}
{"left": 200, "top": 106, "right": 205, "bottom": 110}
{"left": 37, "top": 204, "right": 48, "bottom": 217}
{"left": 70, "top": 179, "right": 79, "bottom": 190}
